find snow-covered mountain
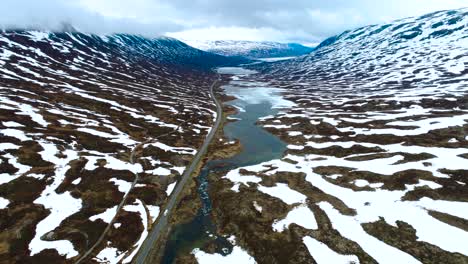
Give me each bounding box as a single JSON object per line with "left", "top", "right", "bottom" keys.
{"left": 183, "top": 40, "right": 314, "bottom": 59}
{"left": 1, "top": 31, "right": 245, "bottom": 69}
{"left": 2, "top": 7, "right": 468, "bottom": 264}
{"left": 255, "top": 8, "right": 468, "bottom": 88}
{"left": 207, "top": 8, "right": 468, "bottom": 264}
{"left": 0, "top": 30, "right": 241, "bottom": 263}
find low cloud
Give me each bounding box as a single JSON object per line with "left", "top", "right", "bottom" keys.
{"left": 0, "top": 0, "right": 182, "bottom": 36}
{"left": 1, "top": 0, "right": 467, "bottom": 43}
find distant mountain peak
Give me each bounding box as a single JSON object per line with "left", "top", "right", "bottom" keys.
{"left": 256, "top": 8, "right": 468, "bottom": 89}
{"left": 183, "top": 40, "right": 314, "bottom": 59}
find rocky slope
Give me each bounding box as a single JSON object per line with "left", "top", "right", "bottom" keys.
{"left": 256, "top": 8, "right": 468, "bottom": 87}
{"left": 0, "top": 30, "right": 238, "bottom": 263}
{"left": 199, "top": 8, "right": 468, "bottom": 264}
{"left": 183, "top": 40, "right": 314, "bottom": 59}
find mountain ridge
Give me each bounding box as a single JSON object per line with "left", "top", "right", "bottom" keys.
{"left": 0, "top": 29, "right": 239, "bottom": 263}
{"left": 0, "top": 30, "right": 247, "bottom": 69}
{"left": 183, "top": 39, "right": 314, "bottom": 59}
{"left": 253, "top": 7, "right": 468, "bottom": 88}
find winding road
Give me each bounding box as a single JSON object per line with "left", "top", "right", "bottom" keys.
{"left": 133, "top": 74, "right": 223, "bottom": 264}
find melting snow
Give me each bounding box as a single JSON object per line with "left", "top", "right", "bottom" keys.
{"left": 273, "top": 205, "right": 318, "bottom": 232}
{"left": 121, "top": 199, "right": 148, "bottom": 263}
{"left": 303, "top": 236, "right": 360, "bottom": 264}
{"left": 258, "top": 183, "right": 307, "bottom": 205}
{"left": 166, "top": 182, "right": 177, "bottom": 195}
{"left": 29, "top": 143, "right": 81, "bottom": 258}
{"left": 193, "top": 246, "right": 256, "bottom": 264}
{"left": 0, "top": 197, "right": 9, "bottom": 209}
{"left": 90, "top": 206, "right": 118, "bottom": 223}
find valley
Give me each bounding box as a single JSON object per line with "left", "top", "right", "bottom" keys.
{"left": 153, "top": 8, "right": 468, "bottom": 264}
{"left": 0, "top": 31, "right": 237, "bottom": 263}
{"left": 0, "top": 6, "right": 467, "bottom": 264}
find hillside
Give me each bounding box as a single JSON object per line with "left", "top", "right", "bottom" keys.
{"left": 1, "top": 7, "right": 468, "bottom": 264}
{"left": 200, "top": 8, "right": 468, "bottom": 264}
{"left": 0, "top": 30, "right": 238, "bottom": 262}
{"left": 256, "top": 8, "right": 468, "bottom": 87}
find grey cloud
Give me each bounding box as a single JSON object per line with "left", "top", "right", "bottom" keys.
{"left": 0, "top": 0, "right": 183, "bottom": 36}
{"left": 160, "top": 0, "right": 467, "bottom": 40}
{"left": 1, "top": 0, "right": 467, "bottom": 42}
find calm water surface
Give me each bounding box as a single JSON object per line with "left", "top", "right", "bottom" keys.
{"left": 161, "top": 67, "right": 292, "bottom": 263}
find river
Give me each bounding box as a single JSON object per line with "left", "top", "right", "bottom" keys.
{"left": 161, "top": 67, "right": 294, "bottom": 263}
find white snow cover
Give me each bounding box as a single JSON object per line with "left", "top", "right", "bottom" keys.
{"left": 2, "top": 121, "right": 24, "bottom": 127}
{"left": 72, "top": 178, "right": 81, "bottom": 185}
{"left": 121, "top": 199, "right": 148, "bottom": 263}
{"left": 305, "top": 141, "right": 467, "bottom": 178}
{"left": 184, "top": 40, "right": 311, "bottom": 59}
{"left": 147, "top": 141, "right": 197, "bottom": 155}
{"left": 263, "top": 8, "right": 468, "bottom": 92}
{"left": 0, "top": 153, "right": 30, "bottom": 184}
{"left": 84, "top": 154, "right": 142, "bottom": 174}
{"left": 29, "top": 143, "right": 81, "bottom": 258}
{"left": 90, "top": 206, "right": 118, "bottom": 223}
{"left": 94, "top": 247, "right": 123, "bottom": 263}
{"left": 303, "top": 236, "right": 360, "bottom": 264}
{"left": 0, "top": 128, "right": 32, "bottom": 141}
{"left": 223, "top": 167, "right": 262, "bottom": 192}
{"left": 193, "top": 246, "right": 256, "bottom": 264}
{"left": 319, "top": 202, "right": 420, "bottom": 264}
{"left": 147, "top": 167, "right": 172, "bottom": 176}
{"left": 258, "top": 183, "right": 307, "bottom": 205}
{"left": 147, "top": 205, "right": 160, "bottom": 222}
{"left": 253, "top": 201, "right": 263, "bottom": 213}
{"left": 0, "top": 197, "right": 9, "bottom": 209}
{"left": 0, "top": 96, "right": 49, "bottom": 127}
{"left": 288, "top": 131, "right": 302, "bottom": 136}
{"left": 217, "top": 9, "right": 468, "bottom": 263}
{"left": 217, "top": 67, "right": 257, "bottom": 75}
{"left": 0, "top": 30, "right": 222, "bottom": 263}
{"left": 77, "top": 127, "right": 138, "bottom": 146}
{"left": 0, "top": 143, "right": 20, "bottom": 151}
{"left": 273, "top": 205, "right": 318, "bottom": 232}
{"left": 110, "top": 178, "right": 133, "bottom": 194}
{"left": 166, "top": 182, "right": 177, "bottom": 195}
{"left": 227, "top": 155, "right": 468, "bottom": 256}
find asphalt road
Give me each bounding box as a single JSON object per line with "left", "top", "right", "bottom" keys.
{"left": 133, "top": 74, "right": 223, "bottom": 264}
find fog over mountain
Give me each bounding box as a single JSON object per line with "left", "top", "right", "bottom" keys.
{"left": 1, "top": 2, "right": 468, "bottom": 263}
{"left": 1, "top": 0, "right": 467, "bottom": 43}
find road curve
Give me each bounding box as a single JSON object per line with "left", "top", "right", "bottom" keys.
{"left": 133, "top": 74, "right": 223, "bottom": 264}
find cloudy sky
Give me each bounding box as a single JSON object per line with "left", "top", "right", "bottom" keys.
{"left": 2, "top": 0, "right": 467, "bottom": 45}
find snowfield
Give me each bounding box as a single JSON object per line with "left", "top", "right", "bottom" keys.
{"left": 1, "top": 7, "right": 468, "bottom": 264}
{"left": 0, "top": 30, "right": 235, "bottom": 262}
{"left": 181, "top": 39, "right": 313, "bottom": 59}
{"left": 209, "top": 8, "right": 468, "bottom": 264}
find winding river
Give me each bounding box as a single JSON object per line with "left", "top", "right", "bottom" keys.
{"left": 161, "top": 67, "right": 294, "bottom": 263}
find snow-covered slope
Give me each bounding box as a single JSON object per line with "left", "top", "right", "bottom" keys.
{"left": 0, "top": 30, "right": 239, "bottom": 263}
{"left": 257, "top": 8, "right": 468, "bottom": 88}
{"left": 184, "top": 40, "right": 314, "bottom": 59}
{"left": 0, "top": 31, "right": 245, "bottom": 69}
{"left": 209, "top": 8, "right": 468, "bottom": 264}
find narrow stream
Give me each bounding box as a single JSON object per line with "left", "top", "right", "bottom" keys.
{"left": 161, "top": 67, "right": 294, "bottom": 263}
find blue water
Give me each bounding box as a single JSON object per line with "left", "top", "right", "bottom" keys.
{"left": 161, "top": 69, "right": 288, "bottom": 263}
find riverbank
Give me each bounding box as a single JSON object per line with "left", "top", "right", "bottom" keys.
{"left": 139, "top": 74, "right": 241, "bottom": 263}
{"left": 132, "top": 72, "right": 226, "bottom": 263}
{"left": 158, "top": 67, "right": 293, "bottom": 263}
